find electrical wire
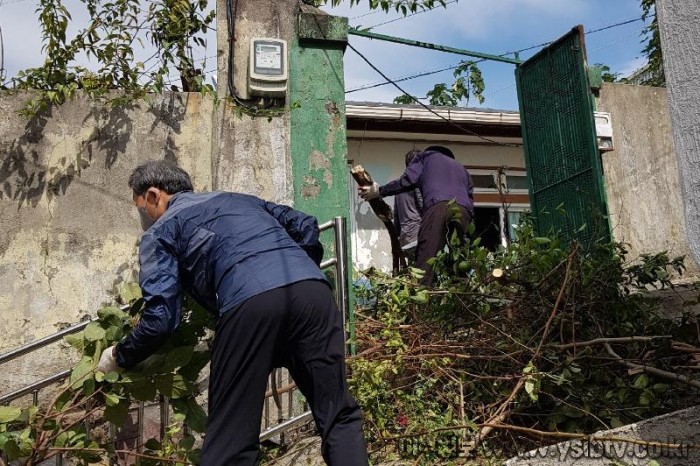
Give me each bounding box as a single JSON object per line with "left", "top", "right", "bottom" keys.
{"left": 346, "top": 16, "right": 646, "bottom": 95}
{"left": 0, "top": 0, "right": 32, "bottom": 5}
{"left": 225, "top": 0, "right": 268, "bottom": 110}
{"left": 362, "top": 0, "right": 459, "bottom": 30}
{"left": 347, "top": 42, "right": 519, "bottom": 148}
{"left": 0, "top": 21, "right": 5, "bottom": 83}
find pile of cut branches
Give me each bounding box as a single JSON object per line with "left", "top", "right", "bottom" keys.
{"left": 349, "top": 214, "right": 699, "bottom": 465}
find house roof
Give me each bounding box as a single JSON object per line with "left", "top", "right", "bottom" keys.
{"left": 345, "top": 101, "right": 522, "bottom": 140}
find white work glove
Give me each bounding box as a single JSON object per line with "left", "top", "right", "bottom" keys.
{"left": 96, "top": 345, "right": 121, "bottom": 374}
{"left": 359, "top": 182, "right": 381, "bottom": 201}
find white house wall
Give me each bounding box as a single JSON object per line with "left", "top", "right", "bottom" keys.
{"left": 347, "top": 138, "right": 526, "bottom": 273}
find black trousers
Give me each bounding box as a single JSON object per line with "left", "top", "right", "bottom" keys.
{"left": 199, "top": 280, "right": 369, "bottom": 466}
{"left": 415, "top": 201, "right": 472, "bottom": 286}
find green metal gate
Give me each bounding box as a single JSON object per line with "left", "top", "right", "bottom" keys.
{"left": 515, "top": 26, "right": 609, "bottom": 246}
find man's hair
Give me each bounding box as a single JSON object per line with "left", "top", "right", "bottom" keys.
{"left": 128, "top": 160, "right": 193, "bottom": 195}
{"left": 425, "top": 145, "right": 455, "bottom": 159}
{"left": 404, "top": 149, "right": 421, "bottom": 167}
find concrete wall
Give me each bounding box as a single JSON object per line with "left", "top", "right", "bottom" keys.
{"left": 657, "top": 0, "right": 700, "bottom": 268}
{"left": 211, "top": 0, "right": 296, "bottom": 204}
{"left": 0, "top": 0, "right": 351, "bottom": 397}
{"left": 0, "top": 92, "right": 215, "bottom": 393}
{"left": 598, "top": 83, "right": 698, "bottom": 273}
{"left": 347, "top": 138, "right": 525, "bottom": 271}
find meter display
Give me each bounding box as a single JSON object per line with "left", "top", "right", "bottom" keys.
{"left": 254, "top": 43, "right": 283, "bottom": 75}
{"left": 248, "top": 38, "right": 288, "bottom": 97}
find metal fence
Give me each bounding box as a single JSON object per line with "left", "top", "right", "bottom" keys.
{"left": 0, "top": 216, "right": 350, "bottom": 463}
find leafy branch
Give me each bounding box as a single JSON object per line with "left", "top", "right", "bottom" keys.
{"left": 394, "top": 60, "right": 485, "bottom": 107}
{"left": 0, "top": 293, "right": 215, "bottom": 465}
{"left": 4, "top": 0, "right": 216, "bottom": 115}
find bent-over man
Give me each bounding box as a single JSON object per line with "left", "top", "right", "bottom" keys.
{"left": 98, "top": 160, "right": 369, "bottom": 466}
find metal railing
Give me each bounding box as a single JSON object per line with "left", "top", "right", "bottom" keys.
{"left": 0, "top": 216, "right": 350, "bottom": 459}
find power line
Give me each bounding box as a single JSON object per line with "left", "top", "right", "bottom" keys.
{"left": 347, "top": 42, "right": 519, "bottom": 148}
{"left": 586, "top": 16, "right": 644, "bottom": 35}
{"left": 347, "top": 62, "right": 463, "bottom": 94}
{"left": 0, "top": 0, "right": 32, "bottom": 6}
{"left": 589, "top": 30, "right": 641, "bottom": 55}
{"left": 346, "top": 16, "right": 645, "bottom": 95}
{"left": 350, "top": 8, "right": 383, "bottom": 21}
{"left": 362, "top": 0, "right": 459, "bottom": 30}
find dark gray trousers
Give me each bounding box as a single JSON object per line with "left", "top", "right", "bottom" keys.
{"left": 200, "top": 280, "right": 369, "bottom": 466}
{"left": 415, "top": 201, "right": 473, "bottom": 285}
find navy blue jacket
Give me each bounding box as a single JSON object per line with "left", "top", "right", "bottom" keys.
{"left": 116, "top": 191, "right": 326, "bottom": 369}
{"left": 379, "top": 150, "right": 474, "bottom": 214}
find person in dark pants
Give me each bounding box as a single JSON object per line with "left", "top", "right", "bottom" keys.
{"left": 97, "top": 160, "right": 369, "bottom": 466}
{"left": 359, "top": 146, "right": 474, "bottom": 285}
{"left": 393, "top": 150, "right": 423, "bottom": 262}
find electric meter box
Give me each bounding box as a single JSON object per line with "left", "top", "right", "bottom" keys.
{"left": 594, "top": 111, "right": 614, "bottom": 152}
{"left": 248, "top": 38, "right": 288, "bottom": 98}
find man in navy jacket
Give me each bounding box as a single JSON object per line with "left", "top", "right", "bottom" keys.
{"left": 97, "top": 160, "right": 368, "bottom": 466}
{"left": 360, "top": 146, "right": 474, "bottom": 285}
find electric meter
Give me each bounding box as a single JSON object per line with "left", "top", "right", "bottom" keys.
{"left": 248, "top": 38, "right": 288, "bottom": 98}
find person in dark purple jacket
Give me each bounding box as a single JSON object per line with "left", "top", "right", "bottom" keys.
{"left": 360, "top": 146, "right": 474, "bottom": 284}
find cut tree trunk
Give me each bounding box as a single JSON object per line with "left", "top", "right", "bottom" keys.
{"left": 350, "top": 165, "right": 406, "bottom": 274}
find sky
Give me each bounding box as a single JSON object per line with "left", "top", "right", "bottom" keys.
{"left": 0, "top": 0, "right": 651, "bottom": 111}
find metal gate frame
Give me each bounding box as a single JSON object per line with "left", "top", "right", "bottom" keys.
{"left": 515, "top": 25, "right": 610, "bottom": 246}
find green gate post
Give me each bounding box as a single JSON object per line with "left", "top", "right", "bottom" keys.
{"left": 289, "top": 10, "right": 355, "bottom": 353}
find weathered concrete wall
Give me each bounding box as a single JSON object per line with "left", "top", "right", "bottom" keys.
{"left": 657, "top": 0, "right": 700, "bottom": 268}
{"left": 598, "top": 83, "right": 698, "bottom": 273}
{"left": 0, "top": 91, "right": 215, "bottom": 393}
{"left": 212, "top": 0, "right": 296, "bottom": 205}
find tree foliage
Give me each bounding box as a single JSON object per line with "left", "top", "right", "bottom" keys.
{"left": 393, "top": 61, "right": 485, "bottom": 107}
{"left": 4, "top": 0, "right": 216, "bottom": 115}
{"left": 348, "top": 211, "right": 698, "bottom": 464}
{"left": 639, "top": 0, "right": 665, "bottom": 86}
{"left": 0, "top": 291, "right": 215, "bottom": 465}
{"left": 1, "top": 0, "right": 450, "bottom": 116}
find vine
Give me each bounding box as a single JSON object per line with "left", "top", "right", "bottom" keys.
{"left": 0, "top": 290, "right": 215, "bottom": 465}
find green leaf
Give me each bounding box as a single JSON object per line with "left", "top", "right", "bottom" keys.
{"left": 633, "top": 374, "right": 649, "bottom": 389}
{"left": 104, "top": 399, "right": 130, "bottom": 425}
{"left": 533, "top": 237, "right": 551, "bottom": 245}
{"left": 98, "top": 305, "right": 128, "bottom": 321}
{"left": 83, "top": 377, "right": 96, "bottom": 396}
{"left": 179, "top": 434, "right": 195, "bottom": 450}
{"left": 64, "top": 333, "right": 85, "bottom": 352}
{"left": 105, "top": 393, "right": 121, "bottom": 407}
{"left": 412, "top": 290, "right": 428, "bottom": 303}
{"left": 173, "top": 398, "right": 207, "bottom": 433}
{"left": 524, "top": 378, "right": 538, "bottom": 401}
{"left": 3, "top": 438, "right": 22, "bottom": 460}
{"left": 104, "top": 371, "right": 120, "bottom": 383}
{"left": 163, "top": 346, "right": 195, "bottom": 372}
{"left": 0, "top": 406, "right": 22, "bottom": 423}
{"left": 70, "top": 356, "right": 94, "bottom": 389}
{"left": 128, "top": 379, "right": 157, "bottom": 402}
{"left": 84, "top": 321, "right": 106, "bottom": 341}
{"left": 154, "top": 374, "right": 191, "bottom": 399}
{"left": 144, "top": 438, "right": 162, "bottom": 450}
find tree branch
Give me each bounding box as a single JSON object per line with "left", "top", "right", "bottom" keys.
{"left": 604, "top": 343, "right": 700, "bottom": 390}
